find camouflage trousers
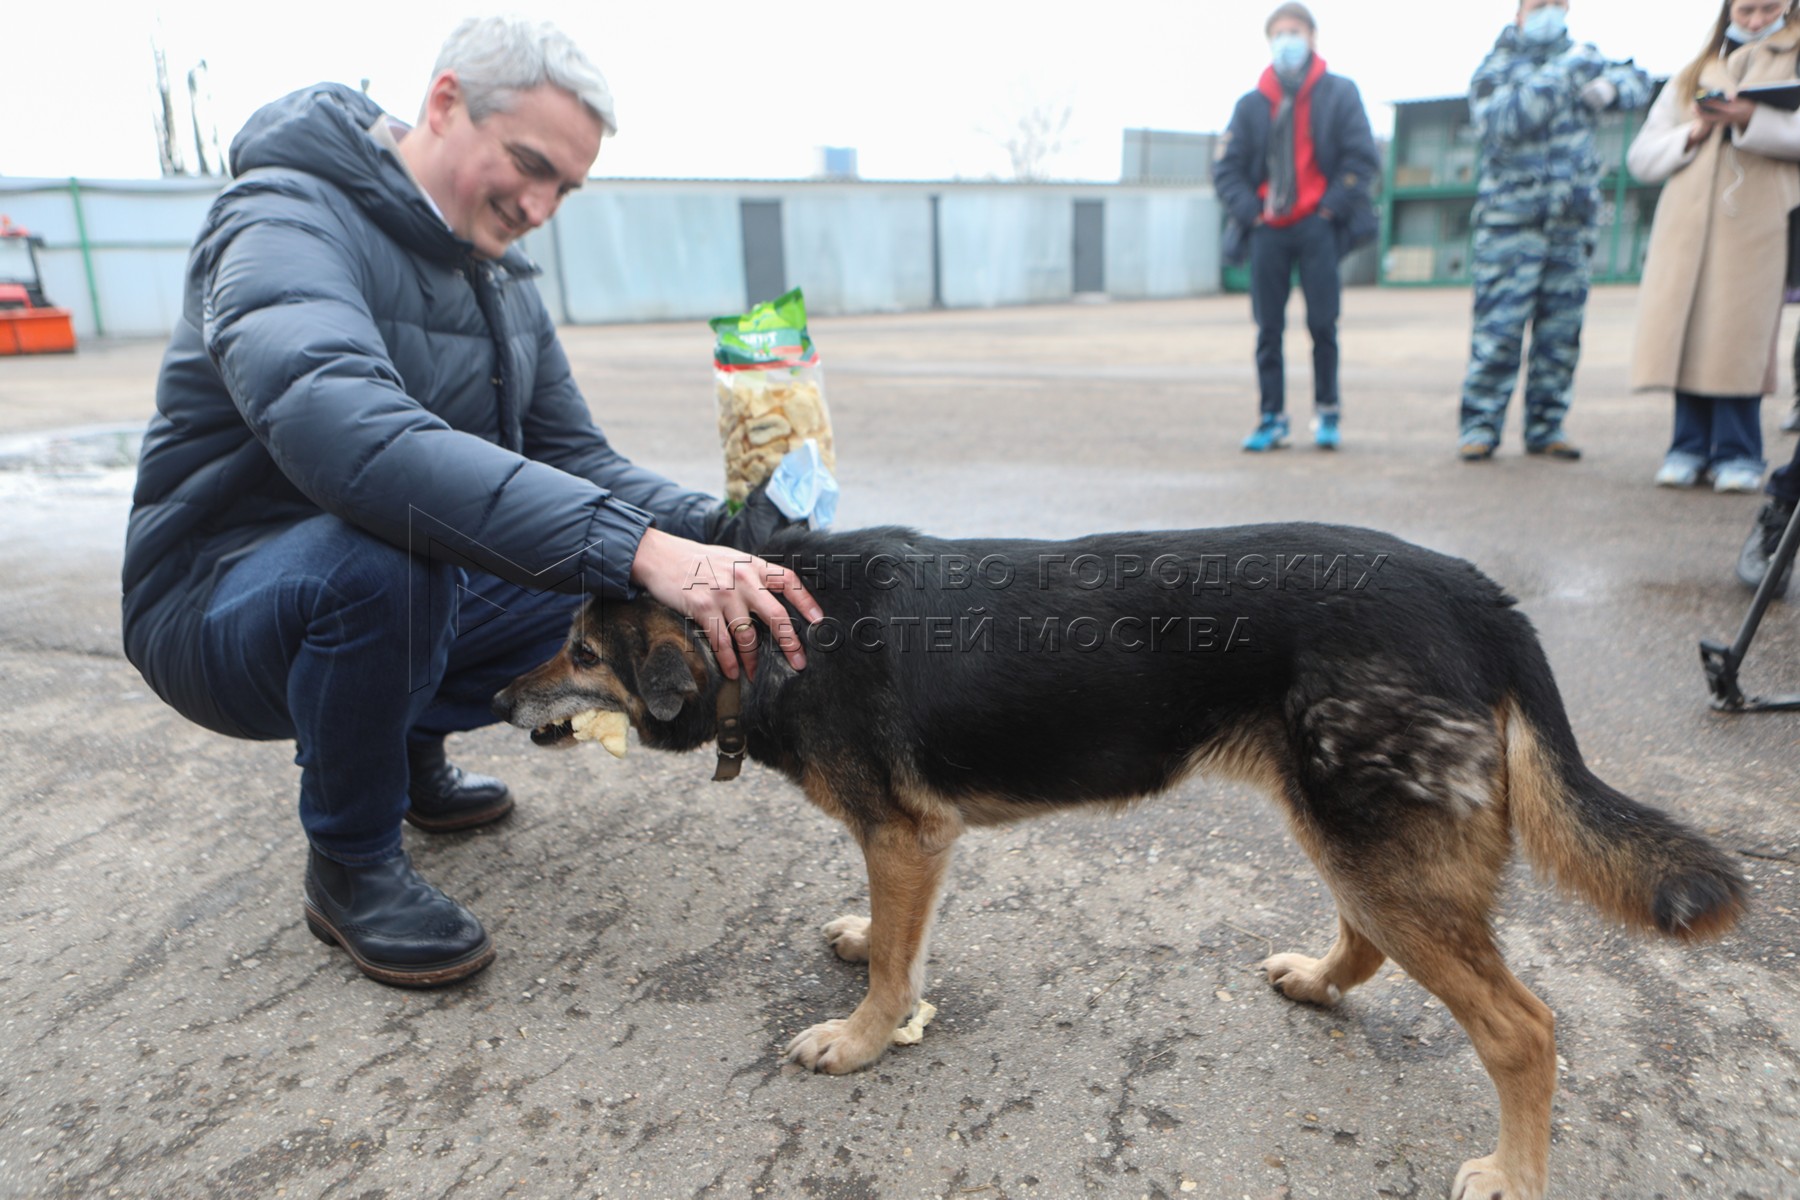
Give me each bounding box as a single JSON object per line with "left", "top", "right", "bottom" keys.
{"left": 1458, "top": 220, "right": 1594, "bottom": 448}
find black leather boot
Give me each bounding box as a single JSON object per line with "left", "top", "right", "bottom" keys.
{"left": 303, "top": 848, "right": 495, "bottom": 986}
{"left": 405, "top": 739, "right": 514, "bottom": 832}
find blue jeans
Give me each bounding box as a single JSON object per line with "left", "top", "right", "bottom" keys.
{"left": 196, "top": 515, "right": 579, "bottom": 863}
{"left": 1249, "top": 215, "right": 1341, "bottom": 416}
{"left": 1667, "top": 392, "right": 1764, "bottom": 477}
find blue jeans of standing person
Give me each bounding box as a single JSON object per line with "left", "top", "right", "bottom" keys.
{"left": 1665, "top": 391, "right": 1765, "bottom": 478}
{"left": 191, "top": 515, "right": 580, "bottom": 864}
{"left": 1250, "top": 215, "right": 1341, "bottom": 417}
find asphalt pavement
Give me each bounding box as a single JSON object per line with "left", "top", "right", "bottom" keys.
{"left": 0, "top": 286, "right": 1795, "bottom": 1200}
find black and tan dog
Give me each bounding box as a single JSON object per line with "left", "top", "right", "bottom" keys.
{"left": 493, "top": 522, "right": 1742, "bottom": 1200}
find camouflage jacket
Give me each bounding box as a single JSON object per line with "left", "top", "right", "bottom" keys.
{"left": 1469, "top": 26, "right": 1652, "bottom": 226}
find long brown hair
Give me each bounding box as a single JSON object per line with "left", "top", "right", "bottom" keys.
{"left": 1675, "top": 1, "right": 1800, "bottom": 105}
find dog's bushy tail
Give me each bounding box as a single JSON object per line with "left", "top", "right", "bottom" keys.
{"left": 1502, "top": 638, "right": 1745, "bottom": 941}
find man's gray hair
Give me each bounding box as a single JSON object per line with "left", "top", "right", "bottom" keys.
{"left": 428, "top": 16, "right": 618, "bottom": 135}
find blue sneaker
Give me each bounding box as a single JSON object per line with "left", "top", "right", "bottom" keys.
{"left": 1313, "top": 411, "right": 1340, "bottom": 450}
{"left": 1242, "top": 413, "right": 1290, "bottom": 452}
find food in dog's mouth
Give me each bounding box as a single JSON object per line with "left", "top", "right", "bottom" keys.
{"left": 570, "top": 708, "right": 630, "bottom": 758}
{"left": 530, "top": 709, "right": 628, "bottom": 757}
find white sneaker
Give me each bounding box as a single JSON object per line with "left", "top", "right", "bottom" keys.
{"left": 1712, "top": 465, "right": 1764, "bottom": 493}
{"left": 1654, "top": 460, "right": 1701, "bottom": 488}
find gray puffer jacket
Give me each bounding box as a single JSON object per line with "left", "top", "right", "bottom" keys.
{"left": 123, "top": 84, "right": 718, "bottom": 713}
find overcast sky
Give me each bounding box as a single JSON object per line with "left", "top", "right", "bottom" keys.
{"left": 3, "top": 0, "right": 1699, "bottom": 183}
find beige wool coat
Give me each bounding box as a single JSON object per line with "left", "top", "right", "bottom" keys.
{"left": 1629, "top": 25, "right": 1800, "bottom": 397}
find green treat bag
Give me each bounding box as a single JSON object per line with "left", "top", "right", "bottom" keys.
{"left": 711, "top": 287, "right": 835, "bottom": 506}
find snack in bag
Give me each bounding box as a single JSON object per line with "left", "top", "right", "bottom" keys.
{"left": 711, "top": 288, "right": 837, "bottom": 512}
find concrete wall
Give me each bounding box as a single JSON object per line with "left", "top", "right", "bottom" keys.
{"left": 0, "top": 176, "right": 1221, "bottom": 342}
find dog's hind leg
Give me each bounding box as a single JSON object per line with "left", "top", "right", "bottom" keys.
{"left": 1293, "top": 801, "right": 1555, "bottom": 1200}
{"left": 1263, "top": 914, "right": 1384, "bottom": 1006}
{"left": 1270, "top": 674, "right": 1556, "bottom": 1194}
{"left": 786, "top": 810, "right": 957, "bottom": 1074}
{"left": 1366, "top": 900, "right": 1555, "bottom": 1200}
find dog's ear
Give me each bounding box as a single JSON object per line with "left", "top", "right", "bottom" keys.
{"left": 639, "top": 641, "right": 699, "bottom": 722}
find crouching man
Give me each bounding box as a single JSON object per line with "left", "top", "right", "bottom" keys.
{"left": 122, "top": 16, "right": 818, "bottom": 986}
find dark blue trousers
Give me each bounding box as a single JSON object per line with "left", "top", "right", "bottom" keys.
{"left": 1771, "top": 435, "right": 1800, "bottom": 503}
{"left": 1248, "top": 215, "right": 1341, "bottom": 417}
{"left": 1668, "top": 392, "right": 1764, "bottom": 477}
{"left": 195, "top": 515, "right": 579, "bottom": 863}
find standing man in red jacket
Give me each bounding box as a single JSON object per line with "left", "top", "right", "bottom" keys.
{"left": 1214, "top": 2, "right": 1379, "bottom": 452}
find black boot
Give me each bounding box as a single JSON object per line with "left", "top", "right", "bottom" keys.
{"left": 303, "top": 848, "right": 495, "bottom": 986}
{"left": 1735, "top": 497, "right": 1797, "bottom": 597}
{"left": 405, "top": 739, "right": 514, "bottom": 832}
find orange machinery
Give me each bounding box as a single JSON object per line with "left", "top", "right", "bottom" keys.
{"left": 0, "top": 216, "right": 77, "bottom": 355}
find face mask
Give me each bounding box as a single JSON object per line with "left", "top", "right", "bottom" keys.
{"left": 1726, "top": 16, "right": 1787, "bottom": 42}
{"left": 1271, "top": 33, "right": 1311, "bottom": 76}
{"left": 1519, "top": 5, "right": 1568, "bottom": 44}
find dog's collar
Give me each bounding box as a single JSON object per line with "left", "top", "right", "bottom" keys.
{"left": 712, "top": 676, "right": 746, "bottom": 781}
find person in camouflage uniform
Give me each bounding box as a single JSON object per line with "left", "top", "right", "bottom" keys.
{"left": 1457, "top": 0, "right": 1651, "bottom": 461}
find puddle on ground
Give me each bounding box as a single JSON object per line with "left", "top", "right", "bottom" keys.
{"left": 0, "top": 423, "right": 142, "bottom": 477}
{"left": 0, "top": 424, "right": 143, "bottom": 558}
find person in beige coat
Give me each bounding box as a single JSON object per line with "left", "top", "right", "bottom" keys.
{"left": 1628, "top": 0, "right": 1800, "bottom": 492}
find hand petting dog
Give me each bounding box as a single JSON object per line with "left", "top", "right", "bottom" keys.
{"left": 629, "top": 527, "right": 822, "bottom": 680}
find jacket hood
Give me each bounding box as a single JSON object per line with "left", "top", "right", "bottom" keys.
{"left": 228, "top": 83, "right": 531, "bottom": 272}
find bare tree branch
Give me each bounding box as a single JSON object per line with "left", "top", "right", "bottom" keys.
{"left": 979, "top": 94, "right": 1077, "bottom": 181}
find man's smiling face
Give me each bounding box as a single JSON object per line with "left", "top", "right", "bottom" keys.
{"left": 429, "top": 78, "right": 602, "bottom": 259}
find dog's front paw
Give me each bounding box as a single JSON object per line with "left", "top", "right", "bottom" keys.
{"left": 1452, "top": 1153, "right": 1540, "bottom": 1200}
{"left": 1262, "top": 952, "right": 1343, "bottom": 1007}
{"left": 785, "top": 1018, "right": 888, "bottom": 1074}
{"left": 822, "top": 915, "right": 871, "bottom": 962}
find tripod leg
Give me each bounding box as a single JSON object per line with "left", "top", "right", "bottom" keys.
{"left": 1704, "top": 499, "right": 1800, "bottom": 712}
